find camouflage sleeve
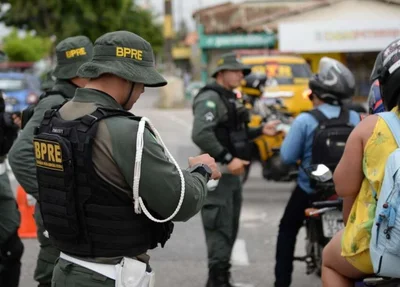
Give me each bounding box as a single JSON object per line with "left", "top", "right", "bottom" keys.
{"left": 107, "top": 118, "right": 208, "bottom": 222}
{"left": 8, "top": 95, "right": 65, "bottom": 199}
{"left": 191, "top": 90, "right": 227, "bottom": 160}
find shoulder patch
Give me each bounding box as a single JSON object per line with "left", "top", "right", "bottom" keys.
{"left": 206, "top": 100, "right": 216, "bottom": 109}
{"left": 204, "top": 111, "right": 215, "bottom": 122}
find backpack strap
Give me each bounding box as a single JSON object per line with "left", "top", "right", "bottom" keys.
{"left": 337, "top": 107, "right": 350, "bottom": 123}
{"left": 307, "top": 107, "right": 350, "bottom": 126}
{"left": 306, "top": 109, "right": 328, "bottom": 124}
{"left": 77, "top": 107, "right": 141, "bottom": 133}
{"left": 378, "top": 111, "right": 400, "bottom": 147}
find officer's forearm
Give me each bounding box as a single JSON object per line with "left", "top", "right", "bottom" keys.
{"left": 8, "top": 125, "right": 40, "bottom": 199}
{"left": 141, "top": 169, "right": 207, "bottom": 222}
{"left": 8, "top": 148, "right": 39, "bottom": 199}
{"left": 247, "top": 126, "right": 263, "bottom": 140}
{"left": 170, "top": 171, "right": 207, "bottom": 222}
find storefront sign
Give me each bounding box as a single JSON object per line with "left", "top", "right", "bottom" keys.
{"left": 199, "top": 33, "right": 275, "bottom": 49}
{"left": 278, "top": 20, "right": 400, "bottom": 53}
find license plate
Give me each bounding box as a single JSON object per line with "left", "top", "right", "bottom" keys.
{"left": 321, "top": 210, "right": 344, "bottom": 238}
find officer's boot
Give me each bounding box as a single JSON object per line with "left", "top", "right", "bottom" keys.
{"left": 206, "top": 263, "right": 233, "bottom": 287}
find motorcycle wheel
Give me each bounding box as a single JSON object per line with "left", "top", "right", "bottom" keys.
{"left": 313, "top": 242, "right": 323, "bottom": 277}
{"left": 305, "top": 218, "right": 324, "bottom": 277}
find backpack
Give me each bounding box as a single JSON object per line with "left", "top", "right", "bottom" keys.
{"left": 370, "top": 111, "right": 400, "bottom": 278}
{"left": 21, "top": 90, "right": 67, "bottom": 130}
{"left": 307, "top": 107, "right": 354, "bottom": 188}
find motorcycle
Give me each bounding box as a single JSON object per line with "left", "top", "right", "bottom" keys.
{"left": 237, "top": 73, "right": 296, "bottom": 184}
{"left": 241, "top": 91, "right": 295, "bottom": 183}
{"left": 294, "top": 164, "right": 400, "bottom": 286}
{"left": 294, "top": 164, "right": 343, "bottom": 276}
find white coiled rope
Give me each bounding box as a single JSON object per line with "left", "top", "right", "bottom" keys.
{"left": 132, "top": 117, "right": 185, "bottom": 223}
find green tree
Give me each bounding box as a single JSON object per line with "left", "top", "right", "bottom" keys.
{"left": 2, "top": 29, "right": 52, "bottom": 62}
{"left": 0, "top": 0, "right": 163, "bottom": 53}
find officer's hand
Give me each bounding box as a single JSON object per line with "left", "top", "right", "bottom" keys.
{"left": 262, "top": 120, "right": 281, "bottom": 136}
{"left": 227, "top": 158, "right": 250, "bottom": 176}
{"left": 188, "top": 154, "right": 221, "bottom": 180}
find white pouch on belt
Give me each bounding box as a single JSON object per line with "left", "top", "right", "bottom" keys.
{"left": 115, "top": 257, "right": 155, "bottom": 287}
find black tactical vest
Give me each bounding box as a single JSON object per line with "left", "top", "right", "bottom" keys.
{"left": 196, "top": 83, "right": 251, "bottom": 160}
{"left": 33, "top": 105, "right": 173, "bottom": 258}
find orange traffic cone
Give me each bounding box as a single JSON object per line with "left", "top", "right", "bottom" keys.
{"left": 16, "top": 185, "right": 37, "bottom": 238}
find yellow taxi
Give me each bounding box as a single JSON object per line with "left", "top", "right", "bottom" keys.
{"left": 240, "top": 55, "right": 313, "bottom": 116}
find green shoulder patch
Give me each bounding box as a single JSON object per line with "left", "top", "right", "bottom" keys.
{"left": 205, "top": 100, "right": 216, "bottom": 109}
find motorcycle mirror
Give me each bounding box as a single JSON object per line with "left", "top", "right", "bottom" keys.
{"left": 304, "top": 164, "right": 333, "bottom": 182}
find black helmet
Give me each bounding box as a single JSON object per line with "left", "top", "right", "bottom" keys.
{"left": 370, "top": 38, "right": 400, "bottom": 111}
{"left": 240, "top": 73, "right": 267, "bottom": 97}
{"left": 370, "top": 50, "right": 383, "bottom": 84}
{"left": 308, "top": 57, "right": 355, "bottom": 105}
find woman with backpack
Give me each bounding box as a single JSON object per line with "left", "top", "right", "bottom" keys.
{"left": 321, "top": 41, "right": 400, "bottom": 286}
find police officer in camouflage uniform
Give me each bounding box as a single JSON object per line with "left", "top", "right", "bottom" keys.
{"left": 31, "top": 30, "right": 221, "bottom": 287}
{"left": 0, "top": 90, "right": 23, "bottom": 287}
{"left": 8, "top": 35, "right": 93, "bottom": 287}
{"left": 192, "top": 53, "right": 279, "bottom": 287}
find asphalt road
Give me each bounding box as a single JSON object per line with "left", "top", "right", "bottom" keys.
{"left": 11, "top": 88, "right": 321, "bottom": 287}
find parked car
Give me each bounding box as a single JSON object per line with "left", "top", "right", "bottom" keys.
{"left": 0, "top": 72, "right": 42, "bottom": 112}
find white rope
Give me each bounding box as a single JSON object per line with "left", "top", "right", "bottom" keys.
{"left": 133, "top": 117, "right": 185, "bottom": 223}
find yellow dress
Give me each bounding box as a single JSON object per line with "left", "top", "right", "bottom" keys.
{"left": 341, "top": 110, "right": 399, "bottom": 273}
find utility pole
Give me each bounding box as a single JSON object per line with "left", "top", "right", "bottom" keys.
{"left": 163, "top": 0, "right": 175, "bottom": 75}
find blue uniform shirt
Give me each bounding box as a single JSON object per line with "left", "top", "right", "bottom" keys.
{"left": 280, "top": 104, "right": 361, "bottom": 194}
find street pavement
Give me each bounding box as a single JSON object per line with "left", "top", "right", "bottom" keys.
{"left": 12, "top": 88, "right": 321, "bottom": 287}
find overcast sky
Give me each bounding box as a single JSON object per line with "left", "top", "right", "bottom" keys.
{"left": 136, "top": 0, "right": 242, "bottom": 31}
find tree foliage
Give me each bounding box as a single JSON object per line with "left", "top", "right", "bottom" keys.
{"left": 2, "top": 29, "right": 52, "bottom": 61}
{"left": 0, "top": 0, "right": 164, "bottom": 53}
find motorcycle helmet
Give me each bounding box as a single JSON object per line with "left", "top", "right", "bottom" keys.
{"left": 367, "top": 80, "right": 385, "bottom": 114}
{"left": 308, "top": 57, "right": 355, "bottom": 105}
{"left": 240, "top": 73, "right": 267, "bottom": 97}
{"left": 370, "top": 39, "right": 400, "bottom": 111}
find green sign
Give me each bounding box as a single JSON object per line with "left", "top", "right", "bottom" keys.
{"left": 199, "top": 33, "right": 275, "bottom": 49}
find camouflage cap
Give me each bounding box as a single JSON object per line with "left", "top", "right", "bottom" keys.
{"left": 77, "top": 31, "right": 167, "bottom": 87}
{"left": 53, "top": 35, "right": 93, "bottom": 80}
{"left": 211, "top": 52, "right": 251, "bottom": 78}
